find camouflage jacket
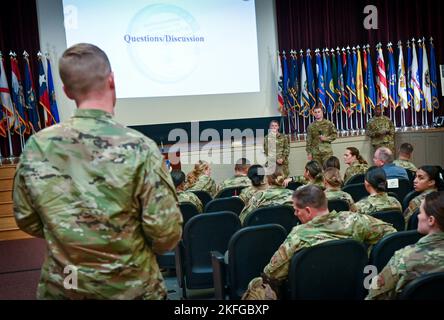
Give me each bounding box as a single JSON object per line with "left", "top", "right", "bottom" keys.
{"left": 186, "top": 174, "right": 217, "bottom": 197}
{"left": 296, "top": 176, "right": 325, "bottom": 191}
{"left": 177, "top": 191, "right": 204, "bottom": 213}
{"left": 239, "top": 186, "right": 293, "bottom": 225}
{"left": 13, "top": 109, "right": 183, "bottom": 300}
{"left": 239, "top": 183, "right": 268, "bottom": 205}
{"left": 306, "top": 119, "right": 337, "bottom": 156}
{"left": 325, "top": 188, "right": 357, "bottom": 212}
{"left": 355, "top": 193, "right": 402, "bottom": 215}
{"left": 393, "top": 159, "right": 417, "bottom": 172}
{"left": 366, "top": 232, "right": 444, "bottom": 300}
{"left": 216, "top": 175, "right": 251, "bottom": 194}
{"left": 403, "top": 188, "right": 437, "bottom": 226}
{"left": 366, "top": 115, "right": 395, "bottom": 150}
{"left": 344, "top": 161, "right": 369, "bottom": 184}
{"left": 264, "top": 132, "right": 290, "bottom": 165}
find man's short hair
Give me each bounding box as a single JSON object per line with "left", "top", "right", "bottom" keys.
{"left": 292, "top": 185, "right": 327, "bottom": 210}
{"left": 313, "top": 103, "right": 323, "bottom": 111}
{"left": 399, "top": 143, "right": 414, "bottom": 155}
{"left": 59, "top": 43, "right": 112, "bottom": 98}
{"left": 234, "top": 158, "right": 250, "bottom": 172}
{"left": 375, "top": 147, "right": 393, "bottom": 164}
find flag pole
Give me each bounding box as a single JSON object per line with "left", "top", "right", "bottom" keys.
{"left": 398, "top": 41, "right": 405, "bottom": 128}
{"left": 430, "top": 37, "right": 436, "bottom": 125}
{"left": 0, "top": 52, "right": 14, "bottom": 159}
{"left": 10, "top": 51, "right": 24, "bottom": 152}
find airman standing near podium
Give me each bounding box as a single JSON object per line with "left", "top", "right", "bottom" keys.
{"left": 306, "top": 104, "right": 337, "bottom": 166}
{"left": 264, "top": 120, "right": 290, "bottom": 177}
{"left": 366, "top": 106, "right": 395, "bottom": 153}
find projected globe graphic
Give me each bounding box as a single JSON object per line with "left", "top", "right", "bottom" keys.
{"left": 126, "top": 4, "right": 202, "bottom": 83}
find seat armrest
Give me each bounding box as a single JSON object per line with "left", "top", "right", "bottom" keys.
{"left": 211, "top": 250, "right": 227, "bottom": 300}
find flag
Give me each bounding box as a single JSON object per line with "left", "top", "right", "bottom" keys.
{"left": 47, "top": 59, "right": 60, "bottom": 123}
{"left": 366, "top": 47, "right": 377, "bottom": 110}
{"left": 0, "top": 54, "right": 15, "bottom": 132}
{"left": 289, "top": 52, "right": 300, "bottom": 109}
{"left": 24, "top": 54, "right": 41, "bottom": 133}
{"left": 325, "top": 51, "right": 336, "bottom": 113}
{"left": 421, "top": 41, "right": 432, "bottom": 112}
{"left": 410, "top": 40, "right": 422, "bottom": 112}
{"left": 407, "top": 41, "right": 414, "bottom": 109}
{"left": 38, "top": 55, "right": 54, "bottom": 127}
{"left": 336, "top": 49, "right": 346, "bottom": 111}
{"left": 346, "top": 49, "right": 357, "bottom": 115}
{"left": 315, "top": 50, "right": 326, "bottom": 110}
{"left": 397, "top": 44, "right": 408, "bottom": 110}
{"left": 277, "top": 52, "right": 285, "bottom": 114}
{"left": 10, "top": 55, "right": 28, "bottom": 135}
{"left": 430, "top": 39, "right": 440, "bottom": 110}
{"left": 356, "top": 47, "right": 366, "bottom": 113}
{"left": 306, "top": 50, "right": 316, "bottom": 110}
{"left": 300, "top": 55, "right": 310, "bottom": 117}
{"left": 387, "top": 45, "right": 398, "bottom": 110}
{"left": 376, "top": 45, "right": 388, "bottom": 108}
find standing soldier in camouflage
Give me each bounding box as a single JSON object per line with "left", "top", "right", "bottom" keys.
{"left": 355, "top": 167, "right": 402, "bottom": 215}
{"left": 12, "top": 44, "right": 182, "bottom": 300}
{"left": 393, "top": 143, "right": 417, "bottom": 172}
{"left": 264, "top": 120, "right": 290, "bottom": 177}
{"left": 216, "top": 158, "right": 251, "bottom": 196}
{"left": 172, "top": 170, "right": 203, "bottom": 213}
{"left": 343, "top": 147, "right": 369, "bottom": 184}
{"left": 367, "top": 191, "right": 444, "bottom": 300}
{"left": 306, "top": 104, "right": 337, "bottom": 166}
{"left": 366, "top": 106, "right": 395, "bottom": 153}
{"left": 242, "top": 185, "right": 396, "bottom": 300}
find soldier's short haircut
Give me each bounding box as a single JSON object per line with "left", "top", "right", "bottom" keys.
{"left": 292, "top": 185, "right": 328, "bottom": 210}
{"left": 313, "top": 104, "right": 323, "bottom": 111}
{"left": 234, "top": 158, "right": 250, "bottom": 172}
{"left": 171, "top": 170, "right": 186, "bottom": 188}
{"left": 59, "top": 43, "right": 112, "bottom": 99}
{"left": 269, "top": 120, "right": 279, "bottom": 127}
{"left": 399, "top": 143, "right": 414, "bottom": 155}
{"left": 424, "top": 191, "right": 444, "bottom": 231}
{"left": 365, "top": 166, "right": 387, "bottom": 192}
{"left": 375, "top": 147, "right": 394, "bottom": 163}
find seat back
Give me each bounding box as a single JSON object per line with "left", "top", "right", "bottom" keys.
{"left": 371, "top": 210, "right": 405, "bottom": 231}
{"left": 386, "top": 178, "right": 413, "bottom": 202}
{"left": 179, "top": 202, "right": 201, "bottom": 226}
{"left": 182, "top": 211, "right": 241, "bottom": 290}
{"left": 328, "top": 199, "right": 350, "bottom": 212}
{"left": 406, "top": 169, "right": 416, "bottom": 186}
{"left": 227, "top": 224, "right": 287, "bottom": 300}
{"left": 370, "top": 230, "right": 423, "bottom": 272}
{"left": 191, "top": 190, "right": 213, "bottom": 208}
{"left": 407, "top": 208, "right": 420, "bottom": 230}
{"left": 215, "top": 186, "right": 247, "bottom": 199}
{"left": 288, "top": 239, "right": 368, "bottom": 300}
{"left": 342, "top": 183, "right": 369, "bottom": 202}
{"left": 399, "top": 272, "right": 444, "bottom": 300}
{"left": 205, "top": 197, "right": 245, "bottom": 215}
{"left": 286, "top": 181, "right": 303, "bottom": 191}
{"left": 344, "top": 173, "right": 365, "bottom": 186}
{"left": 402, "top": 190, "right": 420, "bottom": 211}
{"left": 244, "top": 205, "right": 300, "bottom": 234}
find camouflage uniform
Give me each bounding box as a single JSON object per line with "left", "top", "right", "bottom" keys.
{"left": 264, "top": 132, "right": 290, "bottom": 177}
{"left": 177, "top": 191, "right": 204, "bottom": 213}
{"left": 242, "top": 210, "right": 396, "bottom": 300}
{"left": 296, "top": 176, "right": 325, "bottom": 191}
{"left": 186, "top": 174, "right": 217, "bottom": 197}
{"left": 366, "top": 115, "right": 395, "bottom": 153}
{"left": 306, "top": 119, "right": 337, "bottom": 167}
{"left": 344, "top": 161, "right": 369, "bottom": 184}
{"left": 355, "top": 193, "right": 402, "bottom": 215}
{"left": 366, "top": 232, "right": 444, "bottom": 300}
{"left": 393, "top": 159, "right": 417, "bottom": 172}
{"left": 403, "top": 188, "right": 437, "bottom": 227}
{"left": 239, "top": 183, "right": 268, "bottom": 205}
{"left": 239, "top": 186, "right": 293, "bottom": 225}
{"left": 216, "top": 175, "right": 251, "bottom": 195}
{"left": 325, "top": 188, "right": 357, "bottom": 212}
{"left": 13, "top": 109, "right": 183, "bottom": 300}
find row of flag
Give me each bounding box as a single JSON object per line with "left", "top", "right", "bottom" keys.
{"left": 0, "top": 51, "right": 59, "bottom": 155}
{"left": 277, "top": 37, "right": 440, "bottom": 121}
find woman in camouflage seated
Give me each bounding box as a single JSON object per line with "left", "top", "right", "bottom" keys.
{"left": 284, "top": 160, "right": 324, "bottom": 190}
{"left": 239, "top": 166, "right": 293, "bottom": 225}
{"left": 403, "top": 165, "right": 443, "bottom": 227}
{"left": 355, "top": 166, "right": 402, "bottom": 215}
{"left": 323, "top": 168, "right": 357, "bottom": 212}
{"left": 343, "top": 147, "right": 369, "bottom": 184}
{"left": 184, "top": 160, "right": 217, "bottom": 197}
{"left": 239, "top": 164, "right": 268, "bottom": 205}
